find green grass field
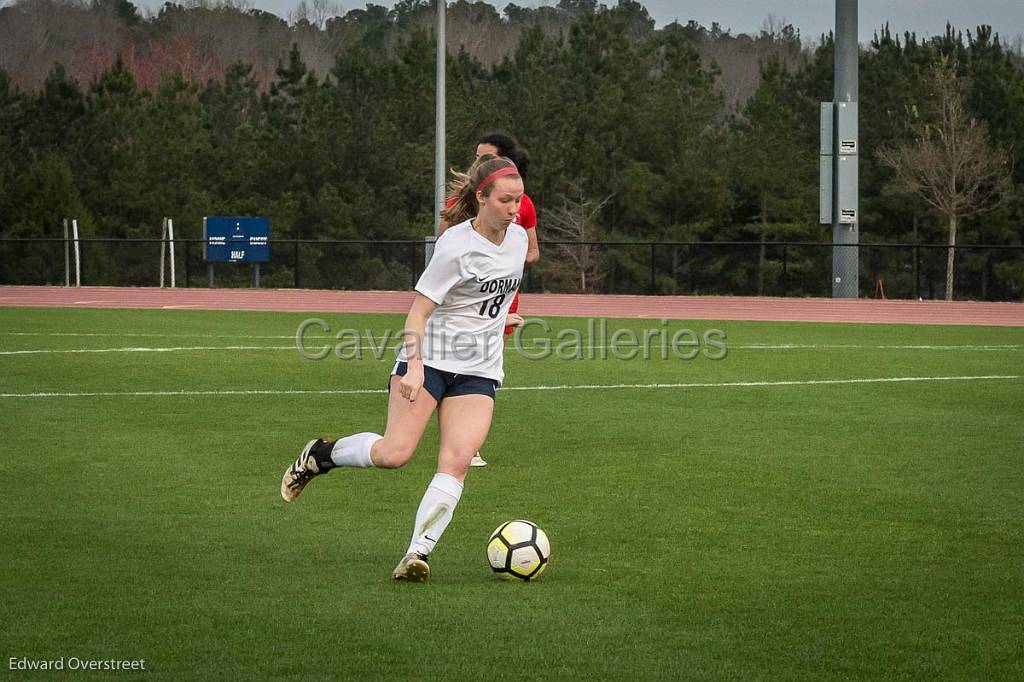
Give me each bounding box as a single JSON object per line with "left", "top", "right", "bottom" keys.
{"left": 2, "top": 306, "right": 1022, "bottom": 680}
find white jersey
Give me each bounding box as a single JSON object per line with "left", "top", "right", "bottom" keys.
{"left": 397, "top": 219, "right": 528, "bottom": 384}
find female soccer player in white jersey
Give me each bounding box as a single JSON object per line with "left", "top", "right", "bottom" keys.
{"left": 440, "top": 131, "right": 540, "bottom": 467}
{"left": 279, "top": 154, "right": 527, "bottom": 582}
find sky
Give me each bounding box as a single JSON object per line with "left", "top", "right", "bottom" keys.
{"left": 1, "top": 0, "right": 1010, "bottom": 45}
{"left": 120, "top": 0, "right": 1022, "bottom": 45}
{"left": 640, "top": 0, "right": 1023, "bottom": 43}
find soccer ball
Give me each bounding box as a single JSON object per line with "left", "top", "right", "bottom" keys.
{"left": 487, "top": 520, "right": 550, "bottom": 580}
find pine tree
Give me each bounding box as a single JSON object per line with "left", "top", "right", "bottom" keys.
{"left": 729, "top": 56, "right": 817, "bottom": 294}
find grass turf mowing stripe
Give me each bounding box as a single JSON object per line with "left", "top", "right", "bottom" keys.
{"left": 0, "top": 374, "right": 1018, "bottom": 399}
{"left": 3, "top": 307, "right": 1021, "bottom": 679}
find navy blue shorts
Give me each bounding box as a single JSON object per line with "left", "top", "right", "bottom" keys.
{"left": 390, "top": 361, "right": 498, "bottom": 402}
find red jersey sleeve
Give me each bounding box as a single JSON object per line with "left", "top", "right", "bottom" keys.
{"left": 517, "top": 193, "right": 537, "bottom": 230}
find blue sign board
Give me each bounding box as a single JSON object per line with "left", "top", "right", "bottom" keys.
{"left": 204, "top": 217, "right": 270, "bottom": 263}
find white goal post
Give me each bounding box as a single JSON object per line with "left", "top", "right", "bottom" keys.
{"left": 159, "top": 217, "right": 176, "bottom": 288}
{"left": 71, "top": 219, "right": 81, "bottom": 287}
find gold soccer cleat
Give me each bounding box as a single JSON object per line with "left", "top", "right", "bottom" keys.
{"left": 391, "top": 553, "right": 430, "bottom": 582}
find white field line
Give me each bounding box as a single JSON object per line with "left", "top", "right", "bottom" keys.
{"left": 513, "top": 343, "right": 1021, "bottom": 351}
{"left": 0, "top": 375, "right": 1018, "bottom": 399}
{"left": 0, "top": 346, "right": 295, "bottom": 355}
{"left": 1, "top": 332, "right": 316, "bottom": 338}
{"left": 0, "top": 341, "right": 1020, "bottom": 356}
{"left": 733, "top": 343, "right": 1021, "bottom": 350}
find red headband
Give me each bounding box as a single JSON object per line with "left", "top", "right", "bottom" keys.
{"left": 477, "top": 166, "right": 519, "bottom": 192}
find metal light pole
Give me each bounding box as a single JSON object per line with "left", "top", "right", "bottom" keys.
{"left": 831, "top": 0, "right": 859, "bottom": 297}
{"left": 433, "top": 0, "right": 446, "bottom": 238}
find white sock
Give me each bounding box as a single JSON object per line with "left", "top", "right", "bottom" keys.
{"left": 406, "top": 473, "right": 464, "bottom": 557}
{"left": 329, "top": 432, "right": 381, "bottom": 468}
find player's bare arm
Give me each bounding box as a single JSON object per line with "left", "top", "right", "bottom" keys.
{"left": 400, "top": 293, "right": 438, "bottom": 402}
{"left": 525, "top": 227, "right": 540, "bottom": 265}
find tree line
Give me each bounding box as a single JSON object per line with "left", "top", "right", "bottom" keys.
{"left": 1, "top": 0, "right": 1023, "bottom": 298}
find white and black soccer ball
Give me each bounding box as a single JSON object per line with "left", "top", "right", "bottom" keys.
{"left": 487, "top": 520, "right": 550, "bottom": 581}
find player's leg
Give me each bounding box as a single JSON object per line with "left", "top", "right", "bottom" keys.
{"left": 394, "top": 392, "right": 494, "bottom": 581}
{"left": 436, "top": 393, "right": 495, "bottom": 481}
{"left": 370, "top": 374, "right": 440, "bottom": 468}
{"left": 280, "top": 374, "right": 438, "bottom": 502}
{"left": 470, "top": 291, "right": 521, "bottom": 469}
{"left": 394, "top": 389, "right": 495, "bottom": 581}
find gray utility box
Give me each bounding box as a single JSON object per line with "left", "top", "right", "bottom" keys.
{"left": 820, "top": 101, "right": 858, "bottom": 224}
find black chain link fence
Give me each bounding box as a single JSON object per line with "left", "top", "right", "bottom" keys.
{"left": 1, "top": 237, "right": 1022, "bottom": 301}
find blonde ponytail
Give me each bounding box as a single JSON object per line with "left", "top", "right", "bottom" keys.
{"left": 440, "top": 154, "right": 520, "bottom": 226}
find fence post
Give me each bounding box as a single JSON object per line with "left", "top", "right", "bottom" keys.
{"left": 160, "top": 219, "right": 166, "bottom": 287}
{"left": 649, "top": 243, "right": 656, "bottom": 294}
{"left": 984, "top": 247, "right": 992, "bottom": 301}
{"left": 409, "top": 242, "right": 418, "bottom": 289}
{"left": 424, "top": 235, "right": 436, "bottom": 268}
{"left": 782, "top": 244, "right": 788, "bottom": 295}
{"left": 914, "top": 244, "right": 920, "bottom": 300}
{"left": 294, "top": 241, "right": 300, "bottom": 288}
{"left": 63, "top": 219, "right": 70, "bottom": 287}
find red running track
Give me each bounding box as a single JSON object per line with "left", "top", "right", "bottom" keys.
{"left": 1, "top": 285, "right": 1023, "bottom": 326}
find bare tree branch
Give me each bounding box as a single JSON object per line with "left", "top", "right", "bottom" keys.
{"left": 876, "top": 60, "right": 1012, "bottom": 300}
{"left": 540, "top": 185, "right": 611, "bottom": 293}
